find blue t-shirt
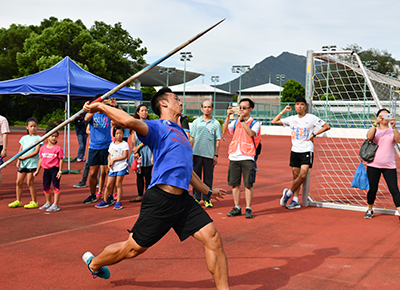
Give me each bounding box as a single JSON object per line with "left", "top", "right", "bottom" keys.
{"left": 138, "top": 119, "right": 193, "bottom": 191}
{"left": 88, "top": 112, "right": 112, "bottom": 150}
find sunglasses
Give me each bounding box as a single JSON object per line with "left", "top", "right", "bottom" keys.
{"left": 239, "top": 106, "right": 250, "bottom": 110}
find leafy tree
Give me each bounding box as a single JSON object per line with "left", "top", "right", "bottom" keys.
{"left": 141, "top": 87, "right": 156, "bottom": 101}
{"left": 280, "top": 79, "right": 305, "bottom": 102}
{"left": 343, "top": 44, "right": 398, "bottom": 76}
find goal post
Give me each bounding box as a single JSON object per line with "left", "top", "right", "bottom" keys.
{"left": 303, "top": 49, "right": 400, "bottom": 215}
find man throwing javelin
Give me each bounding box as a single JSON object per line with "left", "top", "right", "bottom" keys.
{"left": 272, "top": 97, "right": 330, "bottom": 209}
{"left": 81, "top": 87, "right": 229, "bottom": 290}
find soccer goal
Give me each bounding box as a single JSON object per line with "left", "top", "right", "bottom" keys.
{"left": 303, "top": 49, "right": 400, "bottom": 215}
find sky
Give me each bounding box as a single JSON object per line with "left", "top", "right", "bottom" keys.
{"left": 2, "top": 0, "right": 400, "bottom": 87}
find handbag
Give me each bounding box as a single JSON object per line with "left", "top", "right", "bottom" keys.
{"left": 351, "top": 161, "right": 370, "bottom": 190}
{"left": 359, "top": 140, "right": 378, "bottom": 161}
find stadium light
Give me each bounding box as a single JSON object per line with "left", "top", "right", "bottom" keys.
{"left": 232, "top": 65, "right": 250, "bottom": 103}
{"left": 211, "top": 76, "right": 219, "bottom": 115}
{"left": 180, "top": 52, "right": 193, "bottom": 114}
{"left": 159, "top": 67, "right": 176, "bottom": 87}
{"left": 276, "top": 74, "right": 285, "bottom": 97}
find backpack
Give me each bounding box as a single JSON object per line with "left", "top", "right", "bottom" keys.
{"left": 233, "top": 119, "right": 262, "bottom": 157}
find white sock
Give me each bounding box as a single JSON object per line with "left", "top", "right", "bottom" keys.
{"left": 235, "top": 205, "right": 241, "bottom": 210}
{"left": 246, "top": 206, "right": 251, "bottom": 210}
{"left": 293, "top": 196, "right": 299, "bottom": 202}
{"left": 286, "top": 189, "right": 293, "bottom": 197}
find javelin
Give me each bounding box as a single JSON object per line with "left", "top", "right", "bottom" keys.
{"left": 0, "top": 18, "right": 225, "bottom": 170}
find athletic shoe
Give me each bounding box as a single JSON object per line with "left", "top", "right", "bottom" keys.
{"left": 77, "top": 158, "right": 86, "bottom": 162}
{"left": 204, "top": 200, "right": 213, "bottom": 208}
{"left": 24, "top": 201, "right": 39, "bottom": 209}
{"left": 83, "top": 194, "right": 97, "bottom": 204}
{"left": 95, "top": 200, "right": 110, "bottom": 208}
{"left": 194, "top": 199, "right": 200, "bottom": 204}
{"left": 113, "top": 202, "right": 123, "bottom": 210}
{"left": 82, "top": 252, "right": 110, "bottom": 279}
{"left": 280, "top": 188, "right": 290, "bottom": 206}
{"left": 245, "top": 208, "right": 254, "bottom": 219}
{"left": 227, "top": 207, "right": 242, "bottom": 217}
{"left": 46, "top": 204, "right": 60, "bottom": 212}
{"left": 286, "top": 200, "right": 301, "bottom": 209}
{"left": 39, "top": 203, "right": 52, "bottom": 211}
{"left": 8, "top": 200, "right": 22, "bottom": 208}
{"left": 364, "top": 209, "right": 373, "bottom": 219}
{"left": 95, "top": 192, "right": 103, "bottom": 200}
{"left": 107, "top": 195, "right": 115, "bottom": 205}
{"left": 73, "top": 182, "right": 87, "bottom": 188}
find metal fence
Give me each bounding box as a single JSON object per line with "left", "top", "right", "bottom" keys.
{"left": 118, "top": 100, "right": 377, "bottom": 128}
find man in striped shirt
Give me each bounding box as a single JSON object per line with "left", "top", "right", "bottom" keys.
{"left": 189, "top": 101, "right": 222, "bottom": 207}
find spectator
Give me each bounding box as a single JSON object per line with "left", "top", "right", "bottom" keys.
{"left": 189, "top": 100, "right": 222, "bottom": 208}
{"left": 0, "top": 114, "right": 10, "bottom": 194}
{"left": 74, "top": 114, "right": 87, "bottom": 162}
{"left": 222, "top": 98, "right": 261, "bottom": 219}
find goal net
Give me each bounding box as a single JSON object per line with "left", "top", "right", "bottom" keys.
{"left": 304, "top": 50, "right": 400, "bottom": 215}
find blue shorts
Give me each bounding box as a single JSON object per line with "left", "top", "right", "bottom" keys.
{"left": 108, "top": 167, "right": 129, "bottom": 177}
{"left": 87, "top": 148, "right": 108, "bottom": 166}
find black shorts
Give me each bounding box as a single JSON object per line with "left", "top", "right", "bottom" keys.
{"left": 128, "top": 186, "right": 213, "bottom": 248}
{"left": 228, "top": 160, "right": 255, "bottom": 188}
{"left": 18, "top": 168, "right": 36, "bottom": 173}
{"left": 290, "top": 151, "right": 314, "bottom": 168}
{"left": 87, "top": 148, "right": 108, "bottom": 166}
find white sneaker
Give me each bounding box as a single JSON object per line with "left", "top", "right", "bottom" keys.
{"left": 46, "top": 204, "right": 60, "bottom": 212}
{"left": 39, "top": 203, "right": 52, "bottom": 211}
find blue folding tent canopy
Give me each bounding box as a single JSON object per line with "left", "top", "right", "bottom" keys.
{"left": 0, "top": 56, "right": 142, "bottom": 172}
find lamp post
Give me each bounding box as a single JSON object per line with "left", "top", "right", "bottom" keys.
{"left": 276, "top": 74, "right": 285, "bottom": 97}
{"left": 322, "top": 45, "right": 336, "bottom": 119}
{"left": 159, "top": 67, "right": 176, "bottom": 87}
{"left": 232, "top": 65, "right": 250, "bottom": 103}
{"left": 211, "top": 76, "right": 219, "bottom": 115}
{"left": 180, "top": 52, "right": 193, "bottom": 114}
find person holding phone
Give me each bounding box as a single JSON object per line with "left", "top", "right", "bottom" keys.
{"left": 364, "top": 108, "right": 400, "bottom": 219}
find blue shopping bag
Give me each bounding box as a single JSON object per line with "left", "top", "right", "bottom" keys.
{"left": 351, "top": 161, "right": 370, "bottom": 190}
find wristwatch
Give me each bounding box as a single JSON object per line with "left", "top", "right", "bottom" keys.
{"left": 240, "top": 118, "right": 245, "bottom": 122}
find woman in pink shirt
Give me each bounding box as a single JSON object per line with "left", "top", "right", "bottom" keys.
{"left": 365, "top": 109, "right": 400, "bottom": 219}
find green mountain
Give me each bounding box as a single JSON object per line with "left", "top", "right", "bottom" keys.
{"left": 218, "top": 51, "right": 307, "bottom": 93}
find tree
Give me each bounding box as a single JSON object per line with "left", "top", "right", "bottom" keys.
{"left": 343, "top": 44, "right": 398, "bottom": 76}
{"left": 141, "top": 87, "right": 156, "bottom": 101}
{"left": 280, "top": 79, "right": 305, "bottom": 102}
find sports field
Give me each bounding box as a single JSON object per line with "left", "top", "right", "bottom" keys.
{"left": 1, "top": 131, "right": 400, "bottom": 289}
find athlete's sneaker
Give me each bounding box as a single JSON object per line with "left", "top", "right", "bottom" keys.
{"left": 82, "top": 252, "right": 110, "bottom": 279}
{"left": 280, "top": 188, "right": 290, "bottom": 206}
{"left": 73, "top": 182, "right": 87, "bottom": 188}
{"left": 245, "top": 208, "right": 254, "bottom": 219}
{"left": 95, "top": 192, "right": 103, "bottom": 200}
{"left": 8, "top": 200, "right": 22, "bottom": 208}
{"left": 46, "top": 204, "right": 60, "bottom": 212}
{"left": 286, "top": 200, "right": 301, "bottom": 209}
{"left": 204, "top": 200, "right": 213, "bottom": 208}
{"left": 227, "top": 207, "right": 242, "bottom": 217}
{"left": 39, "top": 203, "right": 52, "bottom": 211}
{"left": 364, "top": 209, "right": 373, "bottom": 219}
{"left": 83, "top": 194, "right": 97, "bottom": 204}
{"left": 107, "top": 195, "right": 115, "bottom": 205}
{"left": 24, "top": 201, "right": 39, "bottom": 209}
{"left": 95, "top": 200, "right": 110, "bottom": 208}
{"left": 113, "top": 202, "right": 123, "bottom": 210}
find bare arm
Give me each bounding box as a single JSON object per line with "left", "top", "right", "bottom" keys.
{"left": 83, "top": 102, "right": 149, "bottom": 137}
{"left": 213, "top": 139, "right": 220, "bottom": 166}
{"left": 307, "top": 123, "right": 331, "bottom": 141}
{"left": 1, "top": 133, "right": 8, "bottom": 158}
{"left": 189, "top": 135, "right": 194, "bottom": 147}
{"left": 390, "top": 118, "right": 400, "bottom": 143}
{"left": 272, "top": 105, "right": 291, "bottom": 125}
{"left": 366, "top": 117, "right": 381, "bottom": 140}
{"left": 222, "top": 107, "right": 235, "bottom": 134}
{"left": 190, "top": 170, "right": 227, "bottom": 201}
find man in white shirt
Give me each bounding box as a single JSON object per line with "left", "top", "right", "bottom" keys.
{"left": 0, "top": 115, "right": 10, "bottom": 194}
{"left": 272, "top": 97, "right": 330, "bottom": 209}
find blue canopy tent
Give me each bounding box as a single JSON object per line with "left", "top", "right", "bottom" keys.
{"left": 0, "top": 56, "right": 142, "bottom": 172}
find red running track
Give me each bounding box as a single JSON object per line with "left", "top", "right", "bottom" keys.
{"left": 1, "top": 131, "right": 400, "bottom": 289}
